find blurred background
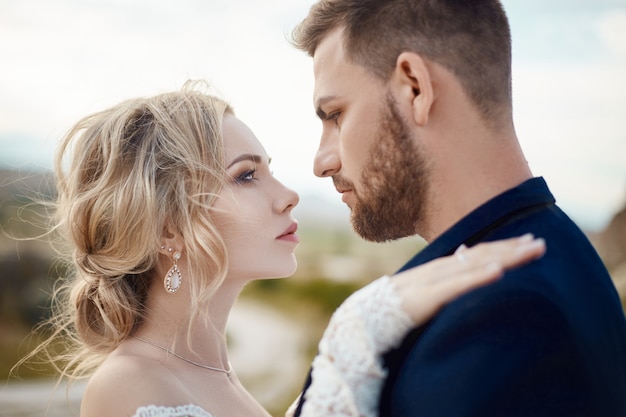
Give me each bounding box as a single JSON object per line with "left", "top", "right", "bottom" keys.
{"left": 1, "top": 0, "right": 625, "bottom": 416}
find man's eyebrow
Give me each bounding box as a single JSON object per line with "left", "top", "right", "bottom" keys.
{"left": 315, "top": 95, "right": 336, "bottom": 120}
{"left": 227, "top": 154, "right": 263, "bottom": 169}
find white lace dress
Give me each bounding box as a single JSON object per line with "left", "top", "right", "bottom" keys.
{"left": 132, "top": 405, "right": 213, "bottom": 417}
{"left": 132, "top": 275, "right": 413, "bottom": 417}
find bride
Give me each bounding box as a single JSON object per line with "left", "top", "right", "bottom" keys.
{"left": 33, "top": 83, "right": 545, "bottom": 417}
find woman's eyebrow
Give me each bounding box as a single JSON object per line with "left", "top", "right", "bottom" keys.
{"left": 227, "top": 154, "right": 262, "bottom": 169}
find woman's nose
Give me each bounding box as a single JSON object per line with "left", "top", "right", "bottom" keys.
{"left": 275, "top": 181, "right": 299, "bottom": 213}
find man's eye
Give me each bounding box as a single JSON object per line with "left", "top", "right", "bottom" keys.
{"left": 328, "top": 112, "right": 341, "bottom": 123}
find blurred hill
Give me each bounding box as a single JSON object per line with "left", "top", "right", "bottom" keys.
{"left": 0, "top": 168, "right": 421, "bottom": 382}
{"left": 0, "top": 167, "right": 422, "bottom": 414}
{"left": 0, "top": 169, "right": 57, "bottom": 378}
{"left": 590, "top": 201, "right": 626, "bottom": 306}
{"left": 1, "top": 167, "right": 625, "bottom": 385}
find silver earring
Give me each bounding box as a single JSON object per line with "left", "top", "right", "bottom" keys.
{"left": 164, "top": 251, "right": 182, "bottom": 293}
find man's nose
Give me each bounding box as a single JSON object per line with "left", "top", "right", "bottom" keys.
{"left": 313, "top": 134, "right": 340, "bottom": 177}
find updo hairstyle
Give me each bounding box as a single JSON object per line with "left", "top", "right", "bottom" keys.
{"left": 39, "top": 82, "right": 233, "bottom": 378}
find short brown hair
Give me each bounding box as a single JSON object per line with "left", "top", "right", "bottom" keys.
{"left": 291, "top": 0, "right": 512, "bottom": 124}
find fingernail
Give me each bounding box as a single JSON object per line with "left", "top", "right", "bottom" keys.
{"left": 519, "top": 233, "right": 534, "bottom": 242}
{"left": 529, "top": 238, "right": 545, "bottom": 248}
{"left": 517, "top": 237, "right": 545, "bottom": 252}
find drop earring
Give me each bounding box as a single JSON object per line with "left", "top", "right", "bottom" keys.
{"left": 164, "top": 250, "right": 182, "bottom": 293}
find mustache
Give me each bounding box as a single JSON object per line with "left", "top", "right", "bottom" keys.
{"left": 332, "top": 175, "right": 354, "bottom": 191}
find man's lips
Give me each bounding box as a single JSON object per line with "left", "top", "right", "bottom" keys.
{"left": 340, "top": 189, "right": 353, "bottom": 204}
{"left": 334, "top": 185, "right": 354, "bottom": 205}
{"left": 332, "top": 176, "right": 354, "bottom": 202}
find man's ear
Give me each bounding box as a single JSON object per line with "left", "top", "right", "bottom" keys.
{"left": 392, "top": 52, "right": 434, "bottom": 126}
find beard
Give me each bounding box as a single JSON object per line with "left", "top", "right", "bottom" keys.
{"left": 338, "top": 94, "right": 430, "bottom": 242}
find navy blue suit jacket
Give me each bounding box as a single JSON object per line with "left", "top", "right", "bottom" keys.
{"left": 379, "top": 177, "right": 626, "bottom": 416}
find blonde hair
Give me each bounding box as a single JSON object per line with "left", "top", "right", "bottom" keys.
{"left": 28, "top": 82, "right": 233, "bottom": 380}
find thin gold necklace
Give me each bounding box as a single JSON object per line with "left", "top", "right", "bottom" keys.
{"left": 134, "top": 336, "right": 231, "bottom": 377}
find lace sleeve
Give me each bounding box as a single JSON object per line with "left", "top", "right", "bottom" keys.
{"left": 300, "top": 276, "right": 413, "bottom": 417}
{"left": 132, "top": 404, "right": 214, "bottom": 417}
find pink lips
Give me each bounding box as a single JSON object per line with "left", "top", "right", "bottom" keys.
{"left": 277, "top": 222, "right": 299, "bottom": 243}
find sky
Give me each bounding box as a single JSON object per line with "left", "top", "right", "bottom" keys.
{"left": 1, "top": 0, "right": 625, "bottom": 231}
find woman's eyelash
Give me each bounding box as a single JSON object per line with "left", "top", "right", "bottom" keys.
{"left": 235, "top": 169, "right": 256, "bottom": 183}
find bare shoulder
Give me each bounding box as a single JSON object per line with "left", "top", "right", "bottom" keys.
{"left": 81, "top": 350, "right": 189, "bottom": 417}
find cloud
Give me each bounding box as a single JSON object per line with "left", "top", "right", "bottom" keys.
{"left": 597, "top": 9, "right": 626, "bottom": 59}
{"left": 0, "top": 0, "right": 624, "bottom": 231}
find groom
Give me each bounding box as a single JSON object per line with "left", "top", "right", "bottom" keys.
{"left": 291, "top": 0, "right": 626, "bottom": 416}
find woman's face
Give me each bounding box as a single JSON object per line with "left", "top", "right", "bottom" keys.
{"left": 212, "top": 113, "right": 300, "bottom": 281}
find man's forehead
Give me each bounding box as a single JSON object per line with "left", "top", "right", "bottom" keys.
{"left": 312, "top": 28, "right": 347, "bottom": 104}
{"left": 312, "top": 28, "right": 346, "bottom": 76}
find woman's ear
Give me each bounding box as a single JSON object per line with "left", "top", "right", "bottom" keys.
{"left": 393, "top": 52, "right": 434, "bottom": 126}
{"left": 159, "top": 223, "right": 184, "bottom": 256}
